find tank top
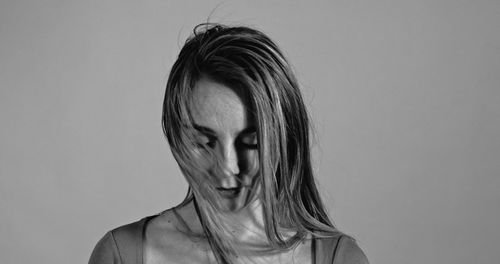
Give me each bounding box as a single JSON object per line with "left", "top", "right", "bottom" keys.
{"left": 89, "top": 214, "right": 365, "bottom": 264}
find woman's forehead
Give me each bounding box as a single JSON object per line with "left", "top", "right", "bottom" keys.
{"left": 189, "top": 78, "right": 255, "bottom": 135}
{"left": 191, "top": 78, "right": 251, "bottom": 104}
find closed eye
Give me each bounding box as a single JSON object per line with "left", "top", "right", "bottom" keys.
{"left": 238, "top": 132, "right": 258, "bottom": 149}
{"left": 194, "top": 135, "right": 216, "bottom": 149}
{"left": 205, "top": 139, "right": 216, "bottom": 149}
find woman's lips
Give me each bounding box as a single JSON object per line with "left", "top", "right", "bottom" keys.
{"left": 216, "top": 187, "right": 241, "bottom": 198}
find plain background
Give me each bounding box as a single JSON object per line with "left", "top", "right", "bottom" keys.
{"left": 1, "top": 1, "right": 499, "bottom": 263}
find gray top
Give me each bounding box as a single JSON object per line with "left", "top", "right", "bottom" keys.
{"left": 89, "top": 215, "right": 368, "bottom": 264}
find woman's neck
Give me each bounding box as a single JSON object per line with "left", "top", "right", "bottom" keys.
{"left": 176, "top": 198, "right": 270, "bottom": 245}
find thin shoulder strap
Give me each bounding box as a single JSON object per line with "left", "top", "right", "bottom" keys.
{"left": 172, "top": 207, "right": 194, "bottom": 233}
{"left": 314, "top": 235, "right": 342, "bottom": 264}
{"left": 111, "top": 216, "right": 155, "bottom": 264}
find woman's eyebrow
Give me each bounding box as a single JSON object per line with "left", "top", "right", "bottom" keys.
{"left": 191, "top": 124, "right": 256, "bottom": 136}
{"left": 192, "top": 124, "right": 216, "bottom": 135}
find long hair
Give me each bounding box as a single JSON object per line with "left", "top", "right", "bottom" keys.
{"left": 162, "top": 23, "right": 340, "bottom": 263}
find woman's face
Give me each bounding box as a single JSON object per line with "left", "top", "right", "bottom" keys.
{"left": 189, "top": 77, "right": 260, "bottom": 212}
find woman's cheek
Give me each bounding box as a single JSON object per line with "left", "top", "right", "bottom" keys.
{"left": 190, "top": 147, "right": 214, "bottom": 171}
{"left": 243, "top": 150, "right": 260, "bottom": 176}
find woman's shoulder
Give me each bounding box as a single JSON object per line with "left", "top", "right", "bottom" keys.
{"left": 314, "top": 234, "right": 368, "bottom": 264}
{"left": 332, "top": 236, "right": 369, "bottom": 264}
{"left": 144, "top": 206, "right": 211, "bottom": 262}
{"left": 88, "top": 214, "right": 158, "bottom": 264}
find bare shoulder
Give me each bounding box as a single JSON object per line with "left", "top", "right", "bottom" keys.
{"left": 144, "top": 209, "right": 187, "bottom": 249}
{"left": 89, "top": 216, "right": 148, "bottom": 264}
{"left": 144, "top": 208, "right": 209, "bottom": 264}
{"left": 145, "top": 205, "right": 203, "bottom": 242}
{"left": 89, "top": 231, "right": 119, "bottom": 264}
{"left": 146, "top": 209, "right": 178, "bottom": 234}
{"left": 333, "top": 236, "right": 369, "bottom": 264}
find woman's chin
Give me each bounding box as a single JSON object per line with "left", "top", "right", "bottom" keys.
{"left": 216, "top": 187, "right": 252, "bottom": 212}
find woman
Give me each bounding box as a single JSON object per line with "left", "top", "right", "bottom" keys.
{"left": 89, "top": 24, "right": 368, "bottom": 264}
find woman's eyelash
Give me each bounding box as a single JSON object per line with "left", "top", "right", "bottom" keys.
{"left": 205, "top": 140, "right": 216, "bottom": 148}
{"left": 197, "top": 140, "right": 215, "bottom": 148}
{"left": 195, "top": 136, "right": 258, "bottom": 149}
{"left": 242, "top": 143, "right": 258, "bottom": 149}
{"left": 194, "top": 136, "right": 216, "bottom": 149}
{"left": 237, "top": 140, "right": 258, "bottom": 149}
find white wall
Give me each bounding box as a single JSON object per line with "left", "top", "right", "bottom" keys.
{"left": 1, "top": 1, "right": 499, "bottom": 263}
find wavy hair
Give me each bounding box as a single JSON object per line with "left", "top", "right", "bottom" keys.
{"left": 162, "top": 23, "right": 340, "bottom": 263}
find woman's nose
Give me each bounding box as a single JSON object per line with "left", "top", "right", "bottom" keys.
{"left": 220, "top": 143, "right": 240, "bottom": 177}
